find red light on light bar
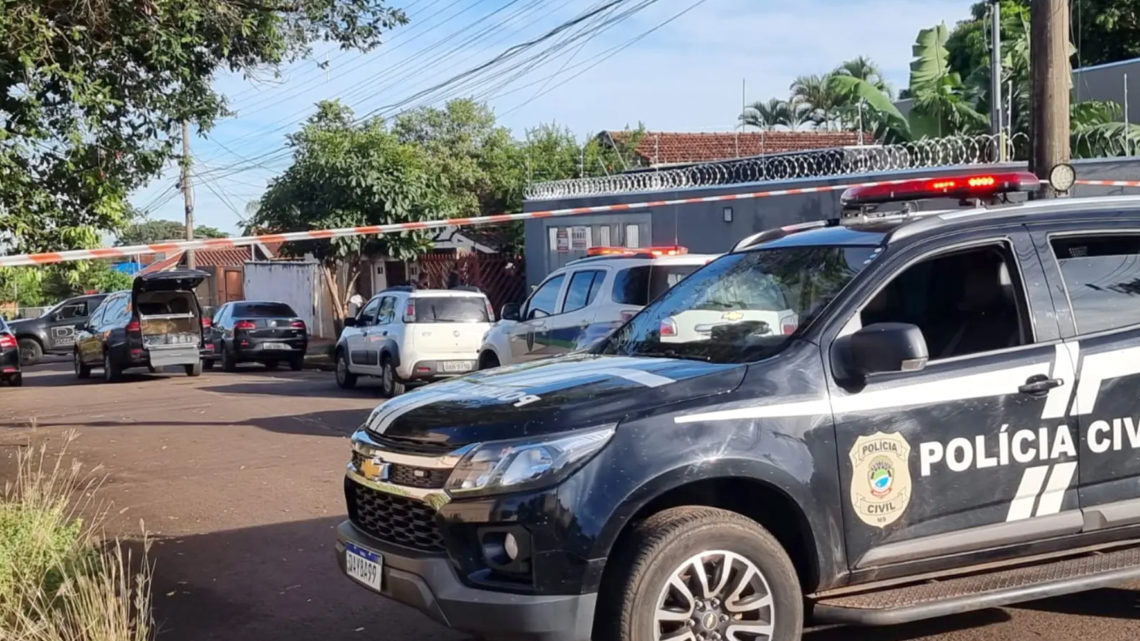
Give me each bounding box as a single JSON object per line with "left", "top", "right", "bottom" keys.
{"left": 841, "top": 171, "right": 1040, "bottom": 206}
{"left": 586, "top": 246, "right": 688, "bottom": 257}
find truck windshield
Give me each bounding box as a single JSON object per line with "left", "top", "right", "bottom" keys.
{"left": 603, "top": 245, "right": 878, "bottom": 363}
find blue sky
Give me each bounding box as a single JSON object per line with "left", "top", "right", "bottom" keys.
{"left": 131, "top": 0, "right": 976, "bottom": 234}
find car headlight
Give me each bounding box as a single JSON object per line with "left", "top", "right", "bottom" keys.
{"left": 446, "top": 425, "right": 615, "bottom": 497}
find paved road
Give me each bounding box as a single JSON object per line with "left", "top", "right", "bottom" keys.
{"left": 1, "top": 362, "right": 1139, "bottom": 641}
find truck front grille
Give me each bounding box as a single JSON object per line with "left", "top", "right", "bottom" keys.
{"left": 351, "top": 451, "right": 450, "bottom": 489}
{"left": 345, "top": 479, "right": 445, "bottom": 553}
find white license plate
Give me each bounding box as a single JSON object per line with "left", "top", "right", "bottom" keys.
{"left": 345, "top": 543, "right": 382, "bottom": 591}
{"left": 442, "top": 361, "right": 472, "bottom": 372}
{"left": 262, "top": 343, "right": 290, "bottom": 350}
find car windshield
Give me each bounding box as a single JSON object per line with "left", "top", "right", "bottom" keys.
{"left": 602, "top": 245, "right": 878, "bottom": 364}
{"left": 414, "top": 297, "right": 489, "bottom": 323}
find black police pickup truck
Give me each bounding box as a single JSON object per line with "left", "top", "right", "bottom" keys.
{"left": 336, "top": 171, "right": 1140, "bottom": 641}
{"left": 7, "top": 293, "right": 108, "bottom": 365}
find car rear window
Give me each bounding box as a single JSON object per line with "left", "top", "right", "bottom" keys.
{"left": 235, "top": 303, "right": 297, "bottom": 317}
{"left": 413, "top": 297, "right": 489, "bottom": 323}
{"left": 612, "top": 264, "right": 701, "bottom": 306}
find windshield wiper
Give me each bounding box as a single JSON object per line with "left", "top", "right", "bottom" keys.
{"left": 634, "top": 349, "right": 712, "bottom": 362}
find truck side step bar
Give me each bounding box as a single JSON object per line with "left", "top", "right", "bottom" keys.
{"left": 812, "top": 544, "right": 1140, "bottom": 626}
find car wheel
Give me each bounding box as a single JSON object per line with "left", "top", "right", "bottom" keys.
{"left": 18, "top": 339, "right": 42, "bottom": 366}
{"left": 478, "top": 351, "right": 500, "bottom": 370}
{"left": 7, "top": 373, "right": 22, "bottom": 387}
{"left": 185, "top": 360, "right": 202, "bottom": 377}
{"left": 222, "top": 345, "right": 237, "bottom": 372}
{"left": 147, "top": 364, "right": 158, "bottom": 374}
{"left": 203, "top": 358, "right": 215, "bottom": 371}
{"left": 598, "top": 507, "right": 802, "bottom": 641}
{"left": 74, "top": 350, "right": 90, "bottom": 379}
{"left": 265, "top": 360, "right": 279, "bottom": 371}
{"left": 335, "top": 350, "right": 357, "bottom": 390}
{"left": 289, "top": 356, "right": 304, "bottom": 371}
{"left": 380, "top": 358, "right": 405, "bottom": 397}
{"left": 103, "top": 351, "right": 121, "bottom": 382}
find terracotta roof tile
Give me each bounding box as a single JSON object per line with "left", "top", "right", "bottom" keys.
{"left": 607, "top": 131, "right": 865, "bottom": 166}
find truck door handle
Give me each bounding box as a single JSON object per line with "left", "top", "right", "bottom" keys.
{"left": 1019, "top": 375, "right": 1063, "bottom": 396}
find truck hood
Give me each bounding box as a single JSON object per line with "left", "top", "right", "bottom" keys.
{"left": 6, "top": 317, "right": 40, "bottom": 332}
{"left": 364, "top": 354, "right": 744, "bottom": 447}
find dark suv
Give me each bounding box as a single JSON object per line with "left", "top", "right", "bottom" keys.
{"left": 334, "top": 172, "right": 1140, "bottom": 641}
{"left": 74, "top": 271, "right": 208, "bottom": 381}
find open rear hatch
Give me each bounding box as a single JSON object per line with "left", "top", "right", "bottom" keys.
{"left": 132, "top": 270, "right": 208, "bottom": 357}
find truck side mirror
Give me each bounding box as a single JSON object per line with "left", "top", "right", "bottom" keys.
{"left": 842, "top": 322, "right": 929, "bottom": 379}
{"left": 501, "top": 303, "right": 521, "bottom": 322}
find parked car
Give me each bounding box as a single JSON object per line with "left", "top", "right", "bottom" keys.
{"left": 478, "top": 247, "right": 716, "bottom": 368}
{"left": 7, "top": 293, "right": 108, "bottom": 365}
{"left": 74, "top": 271, "right": 208, "bottom": 382}
{"left": 335, "top": 287, "right": 493, "bottom": 396}
{"left": 336, "top": 171, "right": 1140, "bottom": 641}
{"left": 0, "top": 316, "right": 22, "bottom": 386}
{"left": 203, "top": 300, "right": 308, "bottom": 371}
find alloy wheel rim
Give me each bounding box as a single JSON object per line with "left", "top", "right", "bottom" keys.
{"left": 336, "top": 357, "right": 347, "bottom": 384}
{"left": 654, "top": 550, "right": 775, "bottom": 641}
{"left": 382, "top": 364, "right": 393, "bottom": 392}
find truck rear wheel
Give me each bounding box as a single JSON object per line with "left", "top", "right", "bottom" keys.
{"left": 600, "top": 507, "right": 802, "bottom": 641}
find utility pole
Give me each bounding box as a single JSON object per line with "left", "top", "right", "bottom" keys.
{"left": 1029, "top": 0, "right": 1071, "bottom": 197}
{"left": 989, "top": 0, "right": 1004, "bottom": 158}
{"left": 180, "top": 119, "right": 196, "bottom": 269}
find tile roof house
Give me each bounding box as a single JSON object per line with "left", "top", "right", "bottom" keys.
{"left": 601, "top": 130, "right": 867, "bottom": 168}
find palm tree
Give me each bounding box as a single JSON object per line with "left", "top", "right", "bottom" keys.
{"left": 739, "top": 98, "right": 792, "bottom": 131}
{"left": 834, "top": 56, "right": 891, "bottom": 98}
{"left": 790, "top": 74, "right": 843, "bottom": 130}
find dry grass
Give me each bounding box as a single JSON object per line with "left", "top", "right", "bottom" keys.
{"left": 0, "top": 434, "right": 153, "bottom": 641}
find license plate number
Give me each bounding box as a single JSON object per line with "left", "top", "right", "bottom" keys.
{"left": 345, "top": 543, "right": 382, "bottom": 591}
{"left": 442, "top": 360, "right": 471, "bottom": 372}
{"left": 262, "top": 343, "right": 289, "bottom": 350}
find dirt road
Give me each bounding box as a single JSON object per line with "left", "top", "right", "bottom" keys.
{"left": 1, "top": 362, "right": 1138, "bottom": 641}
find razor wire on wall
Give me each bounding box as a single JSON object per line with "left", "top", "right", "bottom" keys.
{"left": 525, "top": 133, "right": 1028, "bottom": 200}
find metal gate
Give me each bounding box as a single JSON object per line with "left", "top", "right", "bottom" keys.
{"left": 243, "top": 261, "right": 327, "bottom": 338}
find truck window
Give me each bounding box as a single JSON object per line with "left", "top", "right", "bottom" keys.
{"left": 605, "top": 246, "right": 876, "bottom": 363}
{"left": 562, "top": 270, "right": 605, "bottom": 313}
{"left": 1051, "top": 235, "right": 1140, "bottom": 335}
{"left": 860, "top": 243, "right": 1029, "bottom": 360}
{"left": 613, "top": 264, "right": 700, "bottom": 306}
{"left": 526, "top": 275, "right": 565, "bottom": 319}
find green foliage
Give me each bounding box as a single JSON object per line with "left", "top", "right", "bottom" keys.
{"left": 908, "top": 23, "right": 989, "bottom": 138}
{"left": 253, "top": 101, "right": 454, "bottom": 267}
{"left": 0, "top": 262, "right": 134, "bottom": 306}
{"left": 0, "top": 0, "right": 406, "bottom": 254}
{"left": 116, "top": 219, "right": 228, "bottom": 246}
{"left": 827, "top": 75, "right": 910, "bottom": 142}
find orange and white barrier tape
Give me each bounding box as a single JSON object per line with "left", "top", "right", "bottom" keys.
{"left": 0, "top": 176, "right": 1134, "bottom": 267}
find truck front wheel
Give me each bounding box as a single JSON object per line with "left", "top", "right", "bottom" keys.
{"left": 601, "top": 507, "right": 803, "bottom": 641}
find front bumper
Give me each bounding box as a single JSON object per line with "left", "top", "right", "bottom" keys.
{"left": 336, "top": 521, "right": 597, "bottom": 641}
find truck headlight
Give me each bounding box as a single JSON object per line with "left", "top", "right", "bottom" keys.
{"left": 445, "top": 426, "right": 615, "bottom": 497}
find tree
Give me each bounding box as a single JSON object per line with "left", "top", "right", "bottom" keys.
{"left": 790, "top": 75, "right": 844, "bottom": 130}
{"left": 0, "top": 0, "right": 406, "bottom": 255}
{"left": 117, "top": 220, "right": 228, "bottom": 246}
{"left": 907, "top": 23, "right": 989, "bottom": 138}
{"left": 250, "top": 101, "right": 458, "bottom": 325}
{"left": 834, "top": 56, "right": 892, "bottom": 97}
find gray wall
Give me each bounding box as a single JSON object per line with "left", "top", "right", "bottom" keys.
{"left": 523, "top": 157, "right": 1140, "bottom": 286}
{"left": 1074, "top": 58, "right": 1140, "bottom": 124}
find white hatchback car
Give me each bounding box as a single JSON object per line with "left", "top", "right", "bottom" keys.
{"left": 478, "top": 247, "right": 717, "bottom": 368}
{"left": 335, "top": 287, "right": 493, "bottom": 396}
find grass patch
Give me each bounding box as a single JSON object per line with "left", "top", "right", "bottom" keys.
{"left": 0, "top": 436, "right": 152, "bottom": 640}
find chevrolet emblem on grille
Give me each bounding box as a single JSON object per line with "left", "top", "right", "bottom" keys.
{"left": 360, "top": 456, "right": 390, "bottom": 482}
